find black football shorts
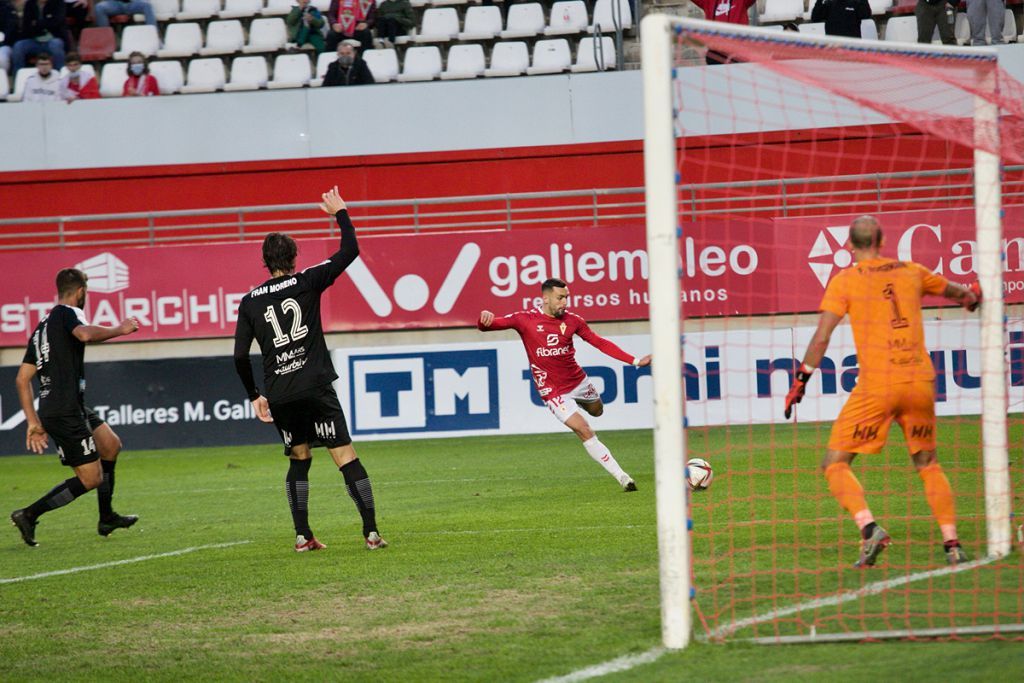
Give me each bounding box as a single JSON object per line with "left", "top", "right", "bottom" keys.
{"left": 42, "top": 407, "right": 104, "bottom": 467}
{"left": 270, "top": 384, "right": 352, "bottom": 455}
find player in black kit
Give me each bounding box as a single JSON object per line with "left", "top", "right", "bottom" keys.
{"left": 234, "top": 186, "right": 386, "bottom": 552}
{"left": 10, "top": 268, "right": 141, "bottom": 547}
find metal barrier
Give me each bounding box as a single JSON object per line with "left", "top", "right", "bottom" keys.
{"left": 0, "top": 166, "right": 1021, "bottom": 251}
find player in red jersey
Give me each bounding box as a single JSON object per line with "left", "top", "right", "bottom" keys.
{"left": 479, "top": 278, "right": 651, "bottom": 491}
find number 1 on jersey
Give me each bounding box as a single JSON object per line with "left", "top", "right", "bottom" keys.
{"left": 264, "top": 298, "right": 309, "bottom": 348}
{"left": 882, "top": 283, "right": 909, "bottom": 329}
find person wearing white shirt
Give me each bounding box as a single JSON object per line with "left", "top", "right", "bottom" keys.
{"left": 22, "top": 51, "right": 62, "bottom": 101}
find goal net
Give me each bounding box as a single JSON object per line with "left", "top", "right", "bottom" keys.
{"left": 641, "top": 16, "right": 1024, "bottom": 648}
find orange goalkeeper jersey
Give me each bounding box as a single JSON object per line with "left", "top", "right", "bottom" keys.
{"left": 819, "top": 257, "right": 948, "bottom": 388}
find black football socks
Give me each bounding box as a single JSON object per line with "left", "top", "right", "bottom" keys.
{"left": 26, "top": 477, "right": 89, "bottom": 520}
{"left": 97, "top": 459, "right": 116, "bottom": 519}
{"left": 340, "top": 459, "right": 377, "bottom": 537}
{"left": 286, "top": 458, "right": 313, "bottom": 539}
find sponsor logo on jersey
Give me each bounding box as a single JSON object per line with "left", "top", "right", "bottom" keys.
{"left": 75, "top": 252, "right": 130, "bottom": 293}
{"left": 545, "top": 333, "right": 560, "bottom": 347}
{"left": 535, "top": 345, "right": 572, "bottom": 357}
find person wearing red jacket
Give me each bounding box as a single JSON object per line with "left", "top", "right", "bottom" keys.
{"left": 61, "top": 52, "right": 99, "bottom": 101}
{"left": 121, "top": 51, "right": 159, "bottom": 97}
{"left": 692, "top": 0, "right": 757, "bottom": 64}
{"left": 478, "top": 278, "right": 652, "bottom": 492}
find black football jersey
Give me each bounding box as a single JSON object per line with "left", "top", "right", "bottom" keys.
{"left": 22, "top": 305, "right": 88, "bottom": 417}
{"left": 233, "top": 211, "right": 359, "bottom": 404}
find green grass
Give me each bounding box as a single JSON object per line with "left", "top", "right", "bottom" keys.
{"left": 0, "top": 426, "right": 1021, "bottom": 681}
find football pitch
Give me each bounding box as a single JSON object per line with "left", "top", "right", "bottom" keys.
{"left": 1, "top": 427, "right": 1021, "bottom": 682}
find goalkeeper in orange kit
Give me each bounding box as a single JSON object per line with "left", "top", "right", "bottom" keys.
{"left": 784, "top": 216, "right": 981, "bottom": 568}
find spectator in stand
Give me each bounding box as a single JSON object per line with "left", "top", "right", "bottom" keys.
{"left": 22, "top": 50, "right": 61, "bottom": 100}
{"left": 375, "top": 0, "right": 413, "bottom": 48}
{"left": 61, "top": 51, "right": 98, "bottom": 100}
{"left": 287, "top": 0, "right": 326, "bottom": 53}
{"left": 11, "top": 0, "right": 67, "bottom": 72}
{"left": 0, "top": 0, "right": 17, "bottom": 74}
{"left": 810, "top": 0, "right": 872, "bottom": 38}
{"left": 122, "top": 50, "right": 159, "bottom": 96}
{"left": 64, "top": 0, "right": 92, "bottom": 49}
{"left": 916, "top": 0, "right": 956, "bottom": 44}
{"left": 966, "top": 0, "right": 1005, "bottom": 44}
{"left": 92, "top": 0, "right": 155, "bottom": 27}
{"left": 326, "top": 0, "right": 375, "bottom": 54}
{"left": 322, "top": 40, "right": 374, "bottom": 86}
{"left": 691, "top": 0, "right": 756, "bottom": 65}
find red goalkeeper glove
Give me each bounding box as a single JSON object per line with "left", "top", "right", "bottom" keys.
{"left": 964, "top": 281, "right": 981, "bottom": 312}
{"left": 784, "top": 364, "right": 814, "bottom": 419}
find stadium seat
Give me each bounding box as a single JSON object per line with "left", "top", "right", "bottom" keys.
{"left": 760, "top": 0, "right": 803, "bottom": 22}
{"left": 200, "top": 20, "right": 245, "bottom": 55}
{"left": 242, "top": 18, "right": 288, "bottom": 53}
{"left": 0, "top": 68, "right": 8, "bottom": 101}
{"left": 151, "top": 0, "right": 180, "bottom": 20}
{"left": 867, "top": 0, "right": 892, "bottom": 14}
{"left": 267, "top": 53, "right": 312, "bottom": 88}
{"left": 181, "top": 57, "right": 227, "bottom": 92}
{"left": 219, "top": 0, "right": 261, "bottom": 18}
{"left": 157, "top": 23, "right": 204, "bottom": 58}
{"left": 396, "top": 46, "right": 442, "bottom": 81}
{"left": 114, "top": 25, "right": 161, "bottom": 60}
{"left": 8, "top": 67, "right": 34, "bottom": 102}
{"left": 860, "top": 18, "right": 879, "bottom": 40}
{"left": 99, "top": 62, "right": 129, "bottom": 97}
{"left": 458, "top": 5, "right": 502, "bottom": 40}
{"left": 409, "top": 0, "right": 428, "bottom": 7}
{"left": 310, "top": 51, "right": 336, "bottom": 86}
{"left": 440, "top": 43, "right": 485, "bottom": 80}
{"left": 177, "top": 0, "right": 221, "bottom": 20}
{"left": 148, "top": 60, "right": 185, "bottom": 93}
{"left": 431, "top": 0, "right": 468, "bottom": 5}
{"left": 414, "top": 7, "right": 460, "bottom": 42}
{"left": 590, "top": 0, "right": 632, "bottom": 33}
{"left": 526, "top": 38, "right": 570, "bottom": 75}
{"left": 883, "top": 16, "right": 917, "bottom": 43}
{"left": 261, "top": 0, "right": 293, "bottom": 16}
{"left": 311, "top": 0, "right": 329, "bottom": 10}
{"left": 363, "top": 48, "right": 400, "bottom": 82}
{"left": 571, "top": 35, "right": 615, "bottom": 72}
{"left": 544, "top": 0, "right": 588, "bottom": 36}
{"left": 484, "top": 41, "right": 528, "bottom": 77}
{"left": 1000, "top": 8, "right": 1017, "bottom": 42}
{"left": 953, "top": 12, "right": 970, "bottom": 44}
{"left": 798, "top": 22, "right": 825, "bottom": 35}
{"left": 500, "top": 3, "right": 545, "bottom": 39}
{"left": 77, "top": 27, "right": 116, "bottom": 62}
{"left": 223, "top": 55, "right": 268, "bottom": 90}
{"left": 58, "top": 64, "right": 95, "bottom": 79}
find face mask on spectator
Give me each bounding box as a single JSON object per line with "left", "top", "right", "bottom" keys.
{"left": 339, "top": 55, "right": 354, "bottom": 67}
{"left": 130, "top": 63, "right": 145, "bottom": 76}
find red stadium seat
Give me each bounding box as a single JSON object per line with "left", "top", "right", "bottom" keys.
{"left": 77, "top": 27, "right": 117, "bottom": 62}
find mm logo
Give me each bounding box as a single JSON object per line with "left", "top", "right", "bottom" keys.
{"left": 853, "top": 423, "right": 880, "bottom": 442}
{"left": 349, "top": 350, "right": 498, "bottom": 435}
{"left": 75, "top": 253, "right": 130, "bottom": 293}
{"left": 807, "top": 226, "right": 853, "bottom": 288}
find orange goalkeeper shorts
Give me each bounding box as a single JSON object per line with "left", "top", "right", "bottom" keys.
{"left": 828, "top": 379, "right": 937, "bottom": 455}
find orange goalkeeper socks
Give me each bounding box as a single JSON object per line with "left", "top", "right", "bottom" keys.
{"left": 824, "top": 462, "right": 874, "bottom": 530}
{"left": 919, "top": 462, "right": 958, "bottom": 542}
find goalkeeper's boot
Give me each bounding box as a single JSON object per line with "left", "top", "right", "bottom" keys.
{"left": 944, "top": 542, "right": 969, "bottom": 566}
{"left": 365, "top": 531, "right": 388, "bottom": 550}
{"left": 98, "top": 513, "right": 138, "bottom": 537}
{"left": 617, "top": 473, "right": 638, "bottom": 492}
{"left": 11, "top": 509, "right": 39, "bottom": 547}
{"left": 854, "top": 525, "right": 891, "bottom": 569}
{"left": 295, "top": 535, "right": 326, "bottom": 552}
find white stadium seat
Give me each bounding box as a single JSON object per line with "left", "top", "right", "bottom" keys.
{"left": 861, "top": 18, "right": 878, "bottom": 41}
{"left": 797, "top": 22, "right": 825, "bottom": 35}
{"left": 8, "top": 67, "right": 35, "bottom": 102}
{"left": 176, "top": 0, "right": 221, "bottom": 20}
{"left": 544, "top": 0, "right": 588, "bottom": 36}
{"left": 267, "top": 53, "right": 312, "bottom": 89}
{"left": 261, "top": 0, "right": 293, "bottom": 16}
{"left": 310, "top": 51, "right": 336, "bottom": 86}
{"left": 590, "top": 0, "right": 632, "bottom": 33}
{"left": 223, "top": 56, "right": 269, "bottom": 91}
{"left": 999, "top": 8, "right": 1017, "bottom": 43}
{"left": 571, "top": 36, "right": 615, "bottom": 72}
{"left": 759, "top": 0, "right": 803, "bottom": 22}
{"left": 180, "top": 57, "right": 227, "bottom": 93}
{"left": 114, "top": 25, "right": 161, "bottom": 60}
{"left": 311, "top": 0, "right": 330, "bottom": 10}
{"left": 242, "top": 18, "right": 288, "bottom": 53}
{"left": 414, "top": 7, "right": 460, "bottom": 42}
{"left": 151, "top": 0, "right": 180, "bottom": 20}
{"left": 59, "top": 64, "right": 96, "bottom": 78}
{"left": 148, "top": 60, "right": 184, "bottom": 93}
{"left": 201, "top": 20, "right": 245, "bottom": 55}
{"left": 396, "top": 46, "right": 442, "bottom": 82}
{"left": 410, "top": 0, "right": 428, "bottom": 6}
{"left": 99, "top": 62, "right": 129, "bottom": 97}
{"left": 883, "top": 16, "right": 917, "bottom": 43}
{"left": 458, "top": 5, "right": 502, "bottom": 40}
{"left": 484, "top": 41, "right": 528, "bottom": 77}
{"left": 526, "top": 38, "right": 571, "bottom": 75}
{"left": 954, "top": 13, "right": 970, "bottom": 44}
{"left": 157, "top": 23, "right": 203, "bottom": 58}
{"left": 363, "top": 48, "right": 400, "bottom": 82}
{"left": 440, "top": 43, "right": 485, "bottom": 80}
{"left": 219, "top": 0, "right": 261, "bottom": 18}
{"left": 500, "top": 3, "right": 545, "bottom": 39}
{"left": 0, "top": 68, "right": 9, "bottom": 101}
{"left": 868, "top": 0, "right": 892, "bottom": 15}
{"left": 431, "top": 0, "right": 468, "bottom": 5}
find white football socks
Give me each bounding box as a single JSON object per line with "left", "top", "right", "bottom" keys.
{"left": 582, "top": 435, "right": 627, "bottom": 481}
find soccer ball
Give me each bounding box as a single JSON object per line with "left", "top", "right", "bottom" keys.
{"left": 686, "top": 458, "right": 713, "bottom": 491}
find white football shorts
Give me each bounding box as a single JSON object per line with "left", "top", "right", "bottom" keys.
{"left": 544, "top": 378, "right": 601, "bottom": 424}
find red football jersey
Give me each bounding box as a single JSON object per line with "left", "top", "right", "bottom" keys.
{"left": 479, "top": 309, "right": 636, "bottom": 398}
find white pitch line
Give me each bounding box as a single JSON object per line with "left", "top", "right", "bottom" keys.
{"left": 706, "top": 555, "right": 997, "bottom": 640}
{"left": 536, "top": 647, "right": 667, "bottom": 683}
{"left": 0, "top": 540, "right": 251, "bottom": 585}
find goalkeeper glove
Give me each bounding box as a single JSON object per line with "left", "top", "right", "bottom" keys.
{"left": 964, "top": 281, "right": 981, "bottom": 312}
{"left": 784, "top": 364, "right": 815, "bottom": 419}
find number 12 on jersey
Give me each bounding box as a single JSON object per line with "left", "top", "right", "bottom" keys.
{"left": 264, "top": 298, "right": 309, "bottom": 348}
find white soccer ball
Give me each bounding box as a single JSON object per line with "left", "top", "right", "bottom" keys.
{"left": 686, "top": 458, "right": 713, "bottom": 491}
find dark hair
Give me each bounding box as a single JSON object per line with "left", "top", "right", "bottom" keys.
{"left": 849, "top": 216, "right": 882, "bottom": 250}
{"left": 35, "top": 52, "right": 52, "bottom": 63}
{"left": 65, "top": 52, "right": 82, "bottom": 64}
{"left": 262, "top": 233, "right": 297, "bottom": 274}
{"left": 56, "top": 268, "right": 88, "bottom": 297}
{"left": 128, "top": 51, "right": 149, "bottom": 73}
{"left": 541, "top": 278, "right": 567, "bottom": 292}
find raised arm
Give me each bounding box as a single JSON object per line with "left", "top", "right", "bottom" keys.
{"left": 576, "top": 321, "right": 649, "bottom": 366}
{"left": 16, "top": 363, "right": 47, "bottom": 454}
{"left": 304, "top": 186, "right": 360, "bottom": 292}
